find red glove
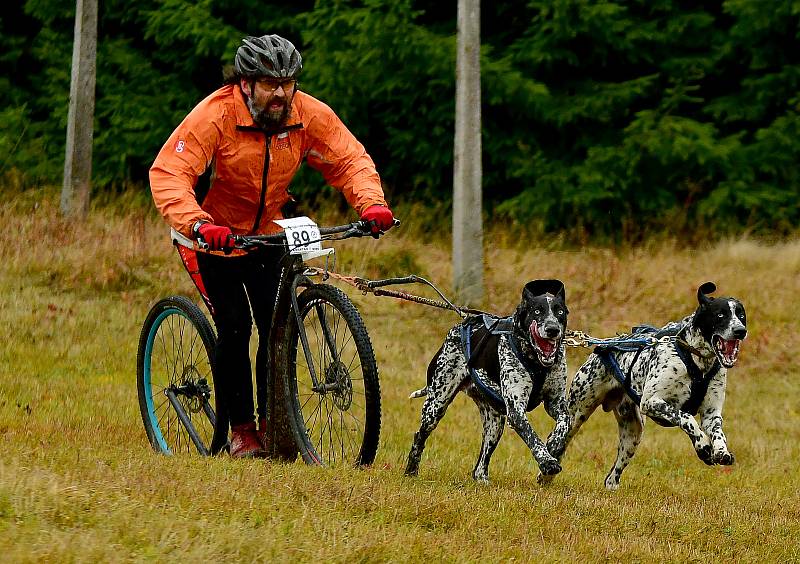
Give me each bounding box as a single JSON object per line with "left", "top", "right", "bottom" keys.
{"left": 360, "top": 205, "right": 395, "bottom": 234}
{"left": 197, "top": 223, "right": 233, "bottom": 250}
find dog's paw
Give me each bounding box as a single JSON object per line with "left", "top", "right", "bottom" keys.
{"left": 472, "top": 473, "right": 490, "bottom": 485}
{"left": 604, "top": 476, "right": 620, "bottom": 491}
{"left": 538, "top": 458, "right": 562, "bottom": 476}
{"left": 404, "top": 460, "right": 420, "bottom": 477}
{"left": 697, "top": 444, "right": 715, "bottom": 465}
{"left": 714, "top": 450, "right": 735, "bottom": 466}
{"left": 536, "top": 472, "right": 554, "bottom": 485}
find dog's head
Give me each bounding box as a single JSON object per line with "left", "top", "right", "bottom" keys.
{"left": 692, "top": 282, "right": 747, "bottom": 368}
{"left": 514, "top": 279, "right": 568, "bottom": 367}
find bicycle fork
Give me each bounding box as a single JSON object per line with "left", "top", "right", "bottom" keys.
{"left": 290, "top": 275, "right": 342, "bottom": 393}
{"left": 164, "top": 378, "right": 215, "bottom": 456}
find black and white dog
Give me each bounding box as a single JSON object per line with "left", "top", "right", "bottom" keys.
{"left": 553, "top": 282, "right": 747, "bottom": 490}
{"left": 404, "top": 280, "right": 571, "bottom": 483}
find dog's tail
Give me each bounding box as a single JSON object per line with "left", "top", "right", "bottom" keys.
{"left": 408, "top": 386, "right": 428, "bottom": 399}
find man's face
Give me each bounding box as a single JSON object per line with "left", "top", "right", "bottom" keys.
{"left": 242, "top": 77, "right": 296, "bottom": 129}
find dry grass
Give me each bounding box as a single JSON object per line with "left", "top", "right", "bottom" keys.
{"left": 1, "top": 189, "right": 799, "bottom": 562}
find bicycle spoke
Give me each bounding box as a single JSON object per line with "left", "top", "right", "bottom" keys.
{"left": 171, "top": 316, "right": 182, "bottom": 385}
{"left": 317, "top": 395, "right": 333, "bottom": 455}
{"left": 298, "top": 390, "right": 317, "bottom": 413}
{"left": 167, "top": 315, "right": 178, "bottom": 385}
{"left": 155, "top": 397, "right": 172, "bottom": 419}
{"left": 324, "top": 397, "right": 335, "bottom": 460}
{"left": 334, "top": 405, "right": 353, "bottom": 461}
{"left": 305, "top": 395, "right": 325, "bottom": 434}
{"left": 346, "top": 349, "right": 361, "bottom": 373}
{"left": 157, "top": 327, "right": 173, "bottom": 386}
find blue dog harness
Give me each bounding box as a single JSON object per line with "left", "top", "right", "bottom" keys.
{"left": 593, "top": 324, "right": 721, "bottom": 426}
{"left": 459, "top": 315, "right": 549, "bottom": 415}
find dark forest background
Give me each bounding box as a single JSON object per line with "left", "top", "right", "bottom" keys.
{"left": 2, "top": 0, "right": 798, "bottom": 239}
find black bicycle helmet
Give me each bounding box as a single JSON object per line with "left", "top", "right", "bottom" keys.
{"left": 234, "top": 34, "right": 302, "bottom": 79}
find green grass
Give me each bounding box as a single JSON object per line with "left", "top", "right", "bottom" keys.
{"left": 1, "top": 191, "right": 799, "bottom": 562}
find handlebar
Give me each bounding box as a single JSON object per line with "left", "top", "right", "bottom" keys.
{"left": 196, "top": 218, "right": 400, "bottom": 252}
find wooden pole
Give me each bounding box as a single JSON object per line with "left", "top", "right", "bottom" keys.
{"left": 453, "top": 0, "right": 483, "bottom": 304}
{"left": 61, "top": 0, "right": 98, "bottom": 218}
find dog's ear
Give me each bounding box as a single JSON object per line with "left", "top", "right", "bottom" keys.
{"left": 697, "top": 282, "right": 716, "bottom": 306}
{"left": 523, "top": 279, "right": 566, "bottom": 303}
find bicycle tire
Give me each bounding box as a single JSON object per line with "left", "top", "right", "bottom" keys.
{"left": 281, "top": 284, "right": 381, "bottom": 466}
{"left": 136, "top": 296, "right": 228, "bottom": 455}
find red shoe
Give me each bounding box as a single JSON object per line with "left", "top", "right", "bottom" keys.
{"left": 230, "top": 422, "right": 266, "bottom": 459}
{"left": 257, "top": 416, "right": 268, "bottom": 450}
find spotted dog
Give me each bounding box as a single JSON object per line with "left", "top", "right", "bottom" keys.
{"left": 554, "top": 282, "right": 747, "bottom": 490}
{"left": 404, "top": 279, "right": 571, "bottom": 483}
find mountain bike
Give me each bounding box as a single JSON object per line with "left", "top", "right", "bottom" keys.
{"left": 136, "top": 217, "right": 393, "bottom": 466}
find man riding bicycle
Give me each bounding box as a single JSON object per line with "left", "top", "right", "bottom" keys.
{"left": 150, "top": 34, "right": 395, "bottom": 459}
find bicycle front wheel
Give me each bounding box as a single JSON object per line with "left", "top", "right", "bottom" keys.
{"left": 136, "top": 296, "right": 228, "bottom": 456}
{"left": 283, "top": 284, "right": 381, "bottom": 466}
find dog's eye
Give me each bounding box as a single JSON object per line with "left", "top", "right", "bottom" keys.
{"left": 557, "top": 310, "right": 565, "bottom": 316}
{"left": 534, "top": 309, "right": 541, "bottom": 315}
{"left": 718, "top": 313, "right": 725, "bottom": 318}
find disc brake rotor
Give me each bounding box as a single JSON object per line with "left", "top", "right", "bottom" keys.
{"left": 325, "top": 361, "right": 353, "bottom": 410}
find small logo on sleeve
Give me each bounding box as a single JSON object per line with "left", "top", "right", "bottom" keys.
{"left": 175, "top": 139, "right": 186, "bottom": 153}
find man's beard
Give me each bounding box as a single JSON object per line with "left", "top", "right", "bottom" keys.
{"left": 247, "top": 95, "right": 291, "bottom": 130}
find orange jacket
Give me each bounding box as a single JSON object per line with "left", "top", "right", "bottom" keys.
{"left": 150, "top": 84, "right": 387, "bottom": 238}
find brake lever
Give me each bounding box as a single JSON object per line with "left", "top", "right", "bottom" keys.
{"left": 220, "top": 234, "right": 238, "bottom": 254}
{"left": 230, "top": 235, "right": 247, "bottom": 249}
{"left": 344, "top": 226, "right": 368, "bottom": 239}
{"left": 230, "top": 235, "right": 263, "bottom": 250}
{"left": 368, "top": 217, "right": 401, "bottom": 239}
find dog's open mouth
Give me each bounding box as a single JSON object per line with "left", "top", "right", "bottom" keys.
{"left": 530, "top": 321, "right": 560, "bottom": 366}
{"left": 713, "top": 335, "right": 741, "bottom": 368}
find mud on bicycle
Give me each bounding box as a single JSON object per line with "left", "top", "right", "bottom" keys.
{"left": 136, "top": 217, "right": 396, "bottom": 466}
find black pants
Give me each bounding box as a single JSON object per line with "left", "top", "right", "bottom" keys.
{"left": 196, "top": 248, "right": 283, "bottom": 427}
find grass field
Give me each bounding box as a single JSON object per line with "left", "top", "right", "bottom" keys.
{"left": 1, "top": 190, "right": 798, "bottom": 562}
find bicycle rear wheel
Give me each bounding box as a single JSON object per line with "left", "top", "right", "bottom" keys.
{"left": 282, "top": 284, "right": 381, "bottom": 466}
{"left": 136, "top": 296, "right": 228, "bottom": 455}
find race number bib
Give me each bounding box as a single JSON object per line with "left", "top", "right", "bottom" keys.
{"left": 274, "top": 217, "right": 322, "bottom": 255}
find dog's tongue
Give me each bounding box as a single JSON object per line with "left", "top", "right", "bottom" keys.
{"left": 530, "top": 321, "right": 556, "bottom": 356}
{"left": 721, "top": 338, "right": 739, "bottom": 361}
{"left": 538, "top": 336, "right": 556, "bottom": 356}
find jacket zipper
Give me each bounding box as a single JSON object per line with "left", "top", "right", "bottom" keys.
{"left": 250, "top": 134, "right": 271, "bottom": 234}
{"left": 234, "top": 123, "right": 303, "bottom": 234}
